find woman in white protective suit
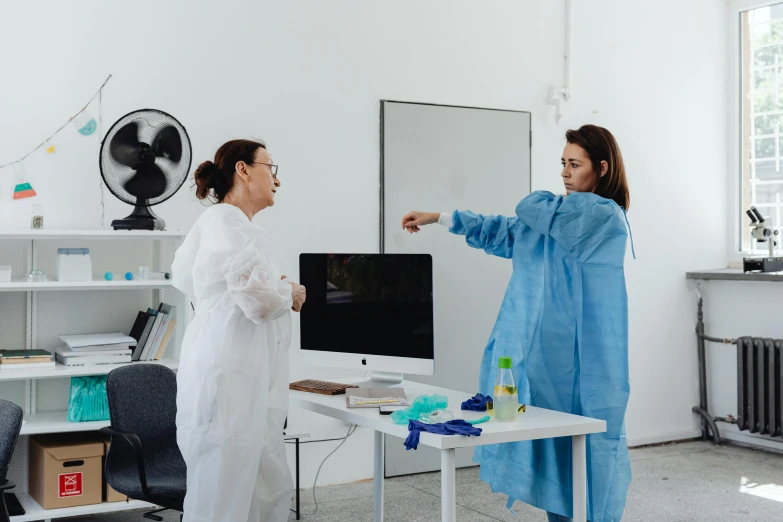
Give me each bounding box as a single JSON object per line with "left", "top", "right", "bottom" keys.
{"left": 172, "top": 139, "right": 306, "bottom": 522}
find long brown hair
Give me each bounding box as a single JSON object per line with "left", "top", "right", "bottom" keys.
{"left": 565, "top": 125, "right": 630, "bottom": 210}
{"left": 193, "top": 139, "right": 266, "bottom": 203}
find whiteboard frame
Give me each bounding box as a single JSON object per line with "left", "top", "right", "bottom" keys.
{"left": 379, "top": 99, "right": 532, "bottom": 254}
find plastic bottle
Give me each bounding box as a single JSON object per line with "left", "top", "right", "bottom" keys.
{"left": 493, "top": 356, "right": 518, "bottom": 421}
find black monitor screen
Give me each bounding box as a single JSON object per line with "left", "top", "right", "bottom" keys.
{"left": 299, "top": 254, "right": 434, "bottom": 360}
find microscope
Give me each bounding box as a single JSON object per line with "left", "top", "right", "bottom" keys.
{"left": 743, "top": 206, "right": 783, "bottom": 273}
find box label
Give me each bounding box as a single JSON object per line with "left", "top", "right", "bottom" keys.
{"left": 58, "top": 472, "right": 83, "bottom": 498}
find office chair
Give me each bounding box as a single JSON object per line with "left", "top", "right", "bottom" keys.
{"left": 0, "top": 400, "right": 23, "bottom": 522}
{"left": 101, "top": 364, "right": 186, "bottom": 521}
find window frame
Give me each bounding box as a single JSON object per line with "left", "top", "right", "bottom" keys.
{"left": 729, "top": 0, "right": 783, "bottom": 262}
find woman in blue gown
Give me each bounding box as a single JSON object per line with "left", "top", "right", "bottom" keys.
{"left": 402, "top": 125, "right": 632, "bottom": 522}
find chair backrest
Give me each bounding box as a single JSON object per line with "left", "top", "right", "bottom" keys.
{"left": 106, "top": 364, "right": 179, "bottom": 460}
{"left": 0, "top": 400, "right": 23, "bottom": 483}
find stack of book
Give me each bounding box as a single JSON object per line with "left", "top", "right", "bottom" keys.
{"left": 0, "top": 349, "right": 55, "bottom": 371}
{"left": 56, "top": 333, "right": 135, "bottom": 366}
{"left": 128, "top": 302, "right": 177, "bottom": 362}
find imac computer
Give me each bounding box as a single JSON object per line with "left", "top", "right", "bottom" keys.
{"left": 298, "top": 253, "right": 434, "bottom": 386}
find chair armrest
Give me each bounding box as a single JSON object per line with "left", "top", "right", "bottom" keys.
{"left": 0, "top": 480, "right": 14, "bottom": 492}
{"left": 99, "top": 426, "right": 154, "bottom": 500}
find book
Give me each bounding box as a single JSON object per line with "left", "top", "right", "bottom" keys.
{"left": 0, "top": 357, "right": 53, "bottom": 365}
{"left": 132, "top": 311, "right": 157, "bottom": 362}
{"left": 146, "top": 303, "right": 175, "bottom": 360}
{"left": 61, "top": 343, "right": 134, "bottom": 353}
{"left": 0, "top": 361, "right": 55, "bottom": 370}
{"left": 59, "top": 332, "right": 136, "bottom": 349}
{"left": 128, "top": 311, "right": 150, "bottom": 357}
{"left": 55, "top": 353, "right": 132, "bottom": 366}
{"left": 0, "top": 349, "right": 53, "bottom": 359}
{"left": 153, "top": 319, "right": 176, "bottom": 360}
{"left": 139, "top": 305, "right": 165, "bottom": 361}
{"left": 55, "top": 347, "right": 131, "bottom": 357}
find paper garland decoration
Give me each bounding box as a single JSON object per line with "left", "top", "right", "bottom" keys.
{"left": 74, "top": 110, "right": 97, "bottom": 136}
{"left": 0, "top": 75, "right": 111, "bottom": 172}
{"left": 13, "top": 182, "right": 37, "bottom": 200}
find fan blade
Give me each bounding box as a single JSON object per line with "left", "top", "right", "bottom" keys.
{"left": 123, "top": 162, "right": 168, "bottom": 200}
{"left": 110, "top": 121, "right": 142, "bottom": 167}
{"left": 152, "top": 125, "right": 183, "bottom": 163}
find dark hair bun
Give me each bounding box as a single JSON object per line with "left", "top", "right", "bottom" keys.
{"left": 193, "top": 139, "right": 267, "bottom": 203}
{"left": 194, "top": 160, "right": 231, "bottom": 202}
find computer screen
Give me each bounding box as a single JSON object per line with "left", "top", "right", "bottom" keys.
{"left": 299, "top": 254, "right": 434, "bottom": 362}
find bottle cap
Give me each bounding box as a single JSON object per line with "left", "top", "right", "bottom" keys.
{"left": 498, "top": 356, "right": 512, "bottom": 369}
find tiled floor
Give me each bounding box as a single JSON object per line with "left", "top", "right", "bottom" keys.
{"left": 59, "top": 441, "right": 783, "bottom": 521}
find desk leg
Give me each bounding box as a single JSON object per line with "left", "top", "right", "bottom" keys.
{"left": 374, "top": 431, "right": 384, "bottom": 522}
{"left": 295, "top": 438, "right": 300, "bottom": 520}
{"left": 572, "top": 435, "right": 587, "bottom": 522}
{"left": 441, "top": 448, "right": 456, "bottom": 522}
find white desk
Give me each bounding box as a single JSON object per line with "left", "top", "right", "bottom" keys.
{"left": 290, "top": 381, "right": 606, "bottom": 522}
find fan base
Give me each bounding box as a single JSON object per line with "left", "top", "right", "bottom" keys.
{"left": 111, "top": 205, "right": 166, "bottom": 231}
{"left": 111, "top": 217, "right": 166, "bottom": 231}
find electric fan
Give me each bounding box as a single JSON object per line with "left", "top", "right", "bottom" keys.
{"left": 100, "top": 109, "right": 192, "bottom": 230}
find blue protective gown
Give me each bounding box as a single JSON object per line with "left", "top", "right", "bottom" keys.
{"left": 450, "top": 191, "right": 631, "bottom": 522}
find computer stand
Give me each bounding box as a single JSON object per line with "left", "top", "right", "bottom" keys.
{"left": 354, "top": 371, "right": 404, "bottom": 388}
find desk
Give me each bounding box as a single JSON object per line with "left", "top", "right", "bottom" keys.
{"left": 283, "top": 431, "right": 309, "bottom": 520}
{"left": 291, "top": 381, "right": 605, "bottom": 522}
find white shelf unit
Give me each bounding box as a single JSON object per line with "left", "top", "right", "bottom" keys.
{"left": 0, "top": 279, "right": 175, "bottom": 292}
{"left": 12, "top": 493, "right": 153, "bottom": 522}
{"left": 0, "top": 229, "right": 189, "bottom": 522}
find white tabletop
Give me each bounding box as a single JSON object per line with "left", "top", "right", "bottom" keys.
{"left": 290, "top": 380, "right": 605, "bottom": 450}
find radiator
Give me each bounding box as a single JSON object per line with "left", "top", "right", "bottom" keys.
{"left": 736, "top": 337, "right": 783, "bottom": 438}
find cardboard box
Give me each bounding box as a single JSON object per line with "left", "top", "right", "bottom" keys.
{"left": 28, "top": 435, "right": 104, "bottom": 509}
{"left": 100, "top": 438, "right": 128, "bottom": 503}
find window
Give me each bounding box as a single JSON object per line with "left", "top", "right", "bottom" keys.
{"left": 740, "top": 3, "right": 783, "bottom": 252}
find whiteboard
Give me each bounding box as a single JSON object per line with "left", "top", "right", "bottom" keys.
{"left": 380, "top": 101, "right": 531, "bottom": 476}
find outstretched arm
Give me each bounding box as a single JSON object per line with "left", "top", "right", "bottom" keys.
{"left": 401, "top": 210, "right": 520, "bottom": 259}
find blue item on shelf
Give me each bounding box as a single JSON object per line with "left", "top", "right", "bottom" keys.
{"left": 68, "top": 375, "right": 110, "bottom": 422}
{"left": 104, "top": 272, "right": 133, "bottom": 281}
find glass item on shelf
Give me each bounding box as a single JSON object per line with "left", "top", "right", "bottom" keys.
{"left": 26, "top": 269, "right": 48, "bottom": 282}
{"left": 31, "top": 204, "right": 44, "bottom": 229}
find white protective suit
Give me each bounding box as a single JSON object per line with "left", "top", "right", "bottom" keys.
{"left": 172, "top": 203, "right": 294, "bottom": 522}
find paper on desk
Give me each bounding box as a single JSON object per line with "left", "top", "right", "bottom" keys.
{"left": 349, "top": 396, "right": 406, "bottom": 405}
{"left": 345, "top": 387, "right": 409, "bottom": 408}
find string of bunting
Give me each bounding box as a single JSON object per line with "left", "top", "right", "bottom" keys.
{"left": 0, "top": 75, "right": 113, "bottom": 176}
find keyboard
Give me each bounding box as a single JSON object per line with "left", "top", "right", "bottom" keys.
{"left": 289, "top": 379, "right": 359, "bottom": 395}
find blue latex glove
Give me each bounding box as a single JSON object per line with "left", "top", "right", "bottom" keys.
{"left": 461, "top": 393, "right": 492, "bottom": 411}
{"left": 404, "top": 419, "right": 482, "bottom": 450}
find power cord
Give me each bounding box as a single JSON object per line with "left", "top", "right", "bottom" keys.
{"left": 288, "top": 423, "right": 357, "bottom": 517}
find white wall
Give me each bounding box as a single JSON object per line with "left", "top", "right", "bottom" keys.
{"left": 0, "top": 0, "right": 729, "bottom": 488}
{"left": 565, "top": 1, "right": 731, "bottom": 446}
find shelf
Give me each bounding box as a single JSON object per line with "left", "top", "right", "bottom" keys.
{"left": 11, "top": 492, "right": 152, "bottom": 522}
{"left": 0, "top": 359, "right": 179, "bottom": 382}
{"left": 0, "top": 229, "right": 186, "bottom": 240}
{"left": 20, "top": 411, "right": 112, "bottom": 436}
{"left": 686, "top": 268, "right": 783, "bottom": 282}
{"left": 0, "top": 279, "right": 176, "bottom": 292}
